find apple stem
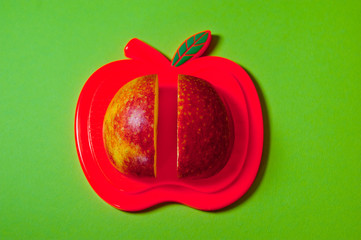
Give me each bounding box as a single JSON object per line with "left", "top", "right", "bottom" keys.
{"left": 124, "top": 38, "right": 170, "bottom": 66}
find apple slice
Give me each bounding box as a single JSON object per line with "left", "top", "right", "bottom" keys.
{"left": 177, "top": 75, "right": 232, "bottom": 179}
{"left": 103, "top": 75, "right": 158, "bottom": 177}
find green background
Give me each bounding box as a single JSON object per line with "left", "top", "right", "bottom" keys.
{"left": 1, "top": 0, "right": 360, "bottom": 239}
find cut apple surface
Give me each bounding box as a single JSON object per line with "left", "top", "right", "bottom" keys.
{"left": 103, "top": 75, "right": 158, "bottom": 177}
{"left": 177, "top": 75, "right": 232, "bottom": 179}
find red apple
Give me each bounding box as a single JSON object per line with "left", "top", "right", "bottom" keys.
{"left": 103, "top": 73, "right": 231, "bottom": 179}
{"left": 103, "top": 75, "right": 159, "bottom": 177}
{"left": 177, "top": 75, "right": 232, "bottom": 179}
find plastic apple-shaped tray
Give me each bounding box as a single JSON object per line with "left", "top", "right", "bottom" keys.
{"left": 75, "top": 31, "right": 263, "bottom": 211}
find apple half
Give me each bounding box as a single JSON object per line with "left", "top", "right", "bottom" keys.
{"left": 177, "top": 75, "right": 232, "bottom": 179}
{"left": 103, "top": 74, "right": 232, "bottom": 179}
{"left": 103, "top": 75, "right": 158, "bottom": 177}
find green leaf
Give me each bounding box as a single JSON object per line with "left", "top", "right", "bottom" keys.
{"left": 171, "top": 30, "right": 211, "bottom": 67}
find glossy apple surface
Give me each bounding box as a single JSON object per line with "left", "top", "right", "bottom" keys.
{"left": 177, "top": 74, "right": 232, "bottom": 179}
{"left": 103, "top": 74, "right": 158, "bottom": 177}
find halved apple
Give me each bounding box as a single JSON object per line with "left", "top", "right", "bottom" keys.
{"left": 103, "top": 75, "right": 158, "bottom": 177}
{"left": 177, "top": 75, "right": 232, "bottom": 179}
{"left": 103, "top": 74, "right": 231, "bottom": 179}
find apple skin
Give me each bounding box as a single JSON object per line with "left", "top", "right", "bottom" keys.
{"left": 177, "top": 74, "right": 232, "bottom": 179}
{"left": 103, "top": 74, "right": 158, "bottom": 177}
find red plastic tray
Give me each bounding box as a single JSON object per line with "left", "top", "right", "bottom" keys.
{"left": 75, "top": 39, "right": 263, "bottom": 211}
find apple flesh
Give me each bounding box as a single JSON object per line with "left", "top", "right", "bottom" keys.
{"left": 177, "top": 75, "right": 232, "bottom": 179}
{"left": 103, "top": 75, "right": 158, "bottom": 177}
